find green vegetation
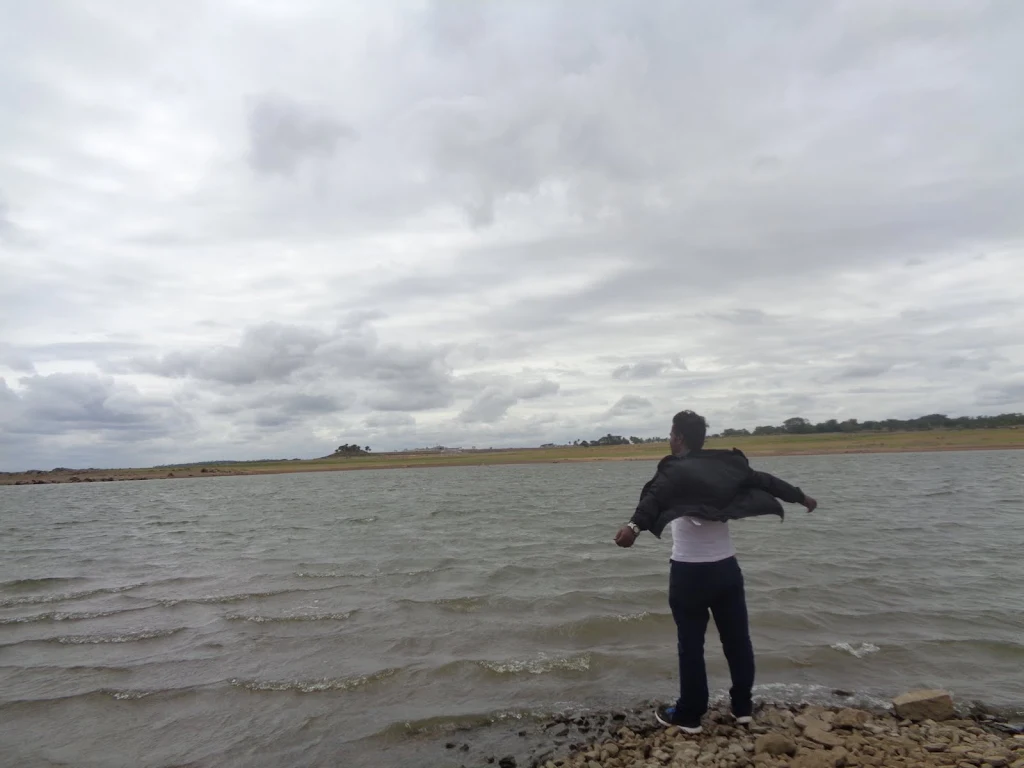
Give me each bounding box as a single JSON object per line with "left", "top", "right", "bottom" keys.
{"left": 331, "top": 443, "right": 371, "bottom": 457}
{"left": 722, "top": 412, "right": 1024, "bottom": 437}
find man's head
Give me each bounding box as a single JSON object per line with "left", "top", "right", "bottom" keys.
{"left": 670, "top": 410, "right": 707, "bottom": 454}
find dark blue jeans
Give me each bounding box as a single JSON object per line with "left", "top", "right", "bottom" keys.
{"left": 668, "top": 556, "right": 754, "bottom": 721}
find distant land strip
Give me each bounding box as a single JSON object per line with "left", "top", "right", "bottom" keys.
{"left": 2, "top": 427, "right": 1022, "bottom": 486}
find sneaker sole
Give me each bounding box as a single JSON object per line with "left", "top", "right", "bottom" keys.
{"left": 735, "top": 716, "right": 752, "bottom": 725}
{"left": 654, "top": 711, "right": 702, "bottom": 733}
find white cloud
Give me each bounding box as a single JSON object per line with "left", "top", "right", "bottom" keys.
{"left": 1, "top": 0, "right": 1023, "bottom": 469}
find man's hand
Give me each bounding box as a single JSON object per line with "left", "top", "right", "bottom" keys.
{"left": 801, "top": 495, "right": 818, "bottom": 513}
{"left": 614, "top": 525, "right": 637, "bottom": 548}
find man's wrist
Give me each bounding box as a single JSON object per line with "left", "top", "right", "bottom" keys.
{"left": 626, "top": 521, "right": 640, "bottom": 536}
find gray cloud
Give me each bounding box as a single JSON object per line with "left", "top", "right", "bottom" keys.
{"left": 0, "top": 193, "right": 12, "bottom": 239}
{"left": 246, "top": 95, "right": 355, "bottom": 176}
{"left": 4, "top": 373, "right": 188, "bottom": 436}
{"left": 134, "top": 324, "right": 325, "bottom": 385}
{"left": 0, "top": 344, "right": 35, "bottom": 373}
{"left": 515, "top": 379, "right": 560, "bottom": 399}
{"left": 1, "top": 1, "right": 1023, "bottom": 469}
{"left": 458, "top": 387, "right": 519, "bottom": 424}
{"left": 458, "top": 377, "right": 560, "bottom": 423}
{"left": 836, "top": 363, "right": 895, "bottom": 380}
{"left": 612, "top": 361, "right": 670, "bottom": 380}
{"left": 0, "top": 374, "right": 195, "bottom": 468}
{"left": 365, "top": 412, "right": 416, "bottom": 429}
{"left": 976, "top": 380, "right": 1024, "bottom": 407}
{"left": 606, "top": 395, "right": 655, "bottom": 417}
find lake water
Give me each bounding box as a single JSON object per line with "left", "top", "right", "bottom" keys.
{"left": 1, "top": 451, "right": 1022, "bottom": 767}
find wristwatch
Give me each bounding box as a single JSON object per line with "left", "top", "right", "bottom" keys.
{"left": 626, "top": 522, "right": 640, "bottom": 536}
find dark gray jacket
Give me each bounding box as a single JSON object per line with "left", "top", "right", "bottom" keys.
{"left": 629, "top": 448, "right": 807, "bottom": 538}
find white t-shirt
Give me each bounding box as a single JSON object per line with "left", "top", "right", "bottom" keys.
{"left": 670, "top": 515, "right": 736, "bottom": 563}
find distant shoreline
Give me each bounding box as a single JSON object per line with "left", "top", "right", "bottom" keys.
{"left": 2, "top": 428, "right": 1022, "bottom": 486}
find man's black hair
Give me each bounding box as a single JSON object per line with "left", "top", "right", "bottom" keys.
{"left": 672, "top": 410, "right": 708, "bottom": 450}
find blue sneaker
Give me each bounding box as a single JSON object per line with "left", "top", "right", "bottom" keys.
{"left": 654, "top": 705, "right": 702, "bottom": 734}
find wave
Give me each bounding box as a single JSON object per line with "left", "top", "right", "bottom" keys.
{"left": 0, "top": 683, "right": 196, "bottom": 709}
{"left": 477, "top": 652, "right": 592, "bottom": 676}
{"left": 229, "top": 667, "right": 398, "bottom": 693}
{"left": 749, "top": 682, "right": 894, "bottom": 712}
{"left": 0, "top": 577, "right": 87, "bottom": 591}
{"left": 0, "top": 583, "right": 145, "bottom": 608}
{"left": 0, "top": 607, "right": 151, "bottom": 625}
{"left": 345, "top": 516, "right": 378, "bottom": 525}
{"left": 534, "top": 611, "right": 670, "bottom": 642}
{"left": 432, "top": 596, "right": 485, "bottom": 613}
{"left": 51, "top": 628, "right": 185, "bottom": 645}
{"left": 224, "top": 610, "right": 355, "bottom": 623}
{"left": 830, "top": 641, "right": 882, "bottom": 659}
{"left": 103, "top": 689, "right": 158, "bottom": 700}
{"left": 155, "top": 587, "right": 332, "bottom": 606}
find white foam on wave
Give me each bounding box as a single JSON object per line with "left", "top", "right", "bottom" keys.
{"left": 106, "top": 689, "right": 156, "bottom": 700}
{"left": 229, "top": 668, "right": 398, "bottom": 693}
{"left": 748, "top": 682, "right": 893, "bottom": 712}
{"left": 54, "top": 628, "right": 183, "bottom": 644}
{"left": 478, "top": 652, "right": 592, "bottom": 675}
{"left": 831, "top": 641, "right": 881, "bottom": 659}
{"left": 0, "top": 608, "right": 130, "bottom": 625}
{"left": 615, "top": 611, "right": 651, "bottom": 622}
{"left": 0, "top": 583, "right": 143, "bottom": 608}
{"left": 225, "top": 610, "right": 354, "bottom": 623}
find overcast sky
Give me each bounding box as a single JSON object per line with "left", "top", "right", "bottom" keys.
{"left": 1, "top": 1, "right": 1023, "bottom": 470}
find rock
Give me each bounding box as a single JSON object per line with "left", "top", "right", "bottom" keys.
{"left": 755, "top": 733, "right": 797, "bottom": 757}
{"left": 499, "top": 757, "right": 516, "bottom": 768}
{"left": 791, "top": 751, "right": 838, "bottom": 768}
{"left": 797, "top": 715, "right": 833, "bottom": 733}
{"left": 806, "top": 727, "right": 845, "bottom": 748}
{"left": 765, "top": 709, "right": 797, "bottom": 730}
{"left": 984, "top": 755, "right": 1008, "bottom": 768}
{"left": 833, "top": 709, "right": 871, "bottom": 729}
{"left": 893, "top": 690, "right": 956, "bottom": 722}
{"left": 925, "top": 743, "right": 950, "bottom": 752}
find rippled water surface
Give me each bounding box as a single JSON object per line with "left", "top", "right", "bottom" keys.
{"left": 1, "top": 451, "right": 1022, "bottom": 767}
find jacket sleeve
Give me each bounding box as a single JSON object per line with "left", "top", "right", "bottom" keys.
{"left": 629, "top": 457, "right": 677, "bottom": 532}
{"left": 745, "top": 469, "right": 806, "bottom": 504}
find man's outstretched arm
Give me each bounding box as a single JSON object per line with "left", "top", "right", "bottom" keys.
{"left": 747, "top": 469, "right": 817, "bottom": 511}
{"left": 614, "top": 457, "right": 677, "bottom": 547}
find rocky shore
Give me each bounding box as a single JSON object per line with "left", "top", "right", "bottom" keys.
{"left": 438, "top": 691, "right": 1024, "bottom": 768}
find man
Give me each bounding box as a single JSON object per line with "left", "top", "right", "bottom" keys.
{"left": 614, "top": 410, "right": 817, "bottom": 733}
